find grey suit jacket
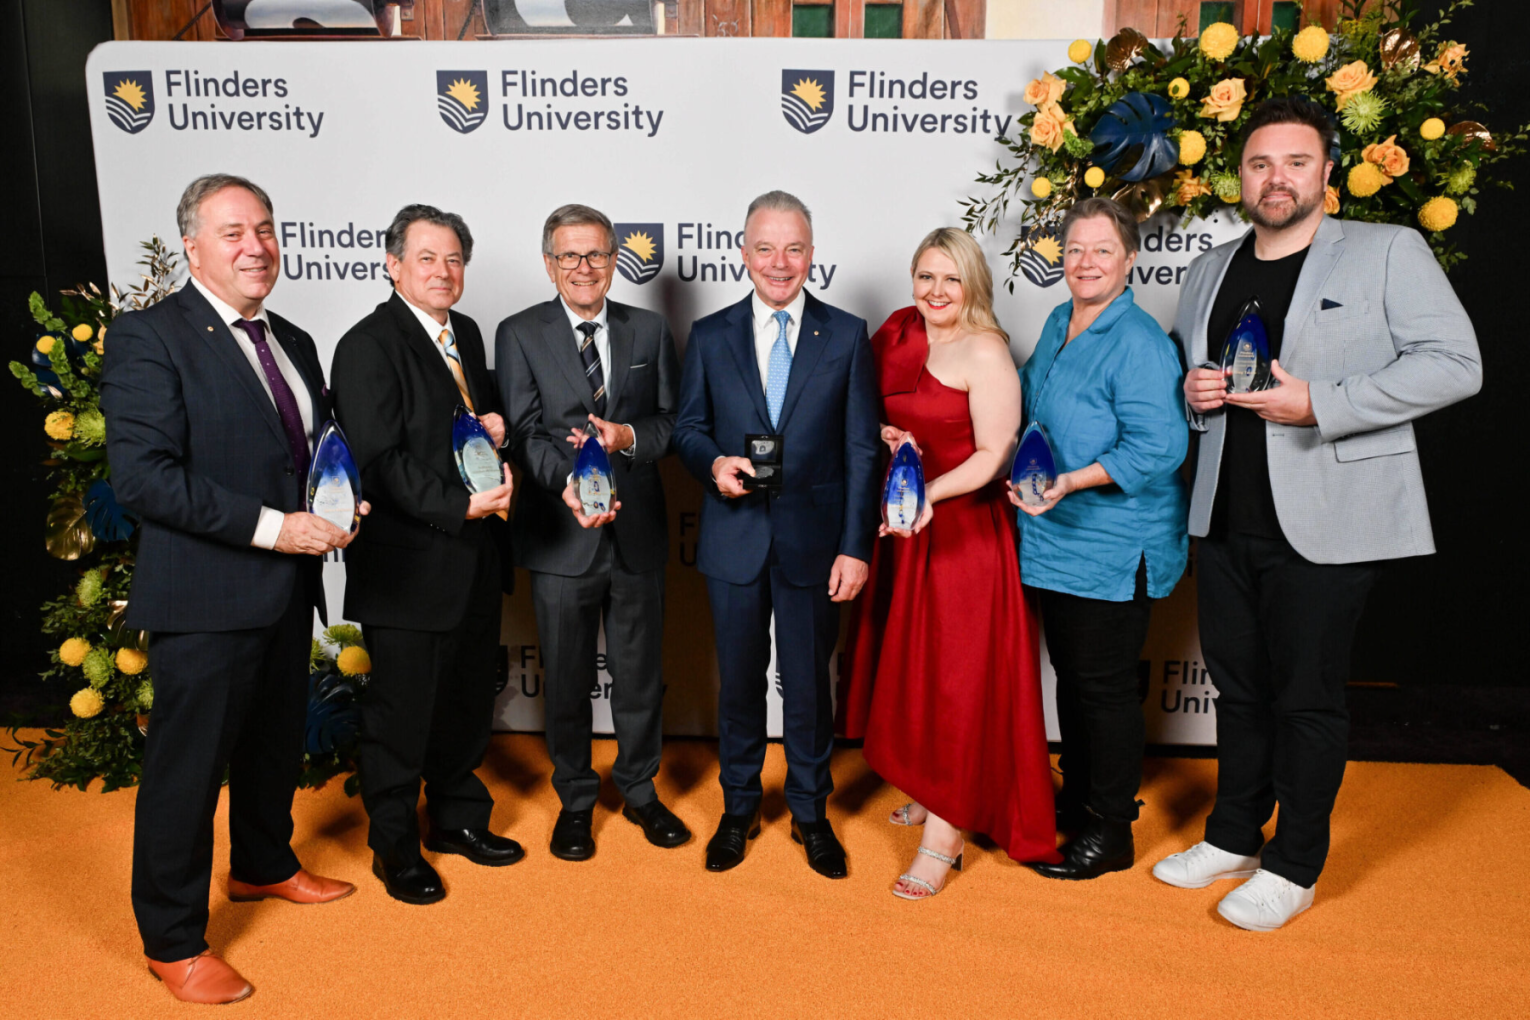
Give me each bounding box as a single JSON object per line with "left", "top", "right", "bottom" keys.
{"left": 496, "top": 297, "right": 680, "bottom": 576}
{"left": 1173, "top": 216, "right": 1481, "bottom": 563}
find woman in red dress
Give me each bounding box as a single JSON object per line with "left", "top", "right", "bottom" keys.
{"left": 838, "top": 228, "right": 1059, "bottom": 900}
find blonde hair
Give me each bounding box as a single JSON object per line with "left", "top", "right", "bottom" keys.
{"left": 909, "top": 228, "right": 1008, "bottom": 345}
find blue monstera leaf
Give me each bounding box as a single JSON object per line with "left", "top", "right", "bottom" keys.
{"left": 84, "top": 479, "right": 139, "bottom": 542}
{"left": 1090, "top": 91, "right": 1179, "bottom": 183}
{"left": 30, "top": 343, "right": 63, "bottom": 396}
{"left": 306, "top": 671, "right": 361, "bottom": 756}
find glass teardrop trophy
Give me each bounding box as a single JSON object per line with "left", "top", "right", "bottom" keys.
{"left": 306, "top": 420, "right": 361, "bottom": 533}
{"left": 880, "top": 439, "right": 926, "bottom": 531}
{"left": 452, "top": 405, "right": 504, "bottom": 493}
{"left": 575, "top": 422, "right": 617, "bottom": 516}
{"left": 1011, "top": 423, "right": 1058, "bottom": 507}
{"left": 1219, "top": 296, "right": 1273, "bottom": 394}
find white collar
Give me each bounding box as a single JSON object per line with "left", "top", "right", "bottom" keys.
{"left": 398, "top": 291, "right": 454, "bottom": 342}
{"left": 751, "top": 288, "right": 806, "bottom": 332}
{"left": 190, "top": 276, "right": 271, "bottom": 332}
{"left": 559, "top": 295, "right": 609, "bottom": 334}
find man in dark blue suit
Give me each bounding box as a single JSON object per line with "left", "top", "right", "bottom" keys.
{"left": 674, "top": 191, "right": 879, "bottom": 878}
{"left": 101, "top": 175, "right": 358, "bottom": 1005}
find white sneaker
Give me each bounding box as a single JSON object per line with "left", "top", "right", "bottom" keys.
{"left": 1151, "top": 841, "right": 1262, "bottom": 889}
{"left": 1217, "top": 869, "right": 1315, "bottom": 932}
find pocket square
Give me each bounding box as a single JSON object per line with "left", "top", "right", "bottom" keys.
{"left": 1321, "top": 298, "right": 1343, "bottom": 310}
{"left": 630, "top": 361, "right": 649, "bottom": 368}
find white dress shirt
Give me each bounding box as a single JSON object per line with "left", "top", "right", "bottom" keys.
{"left": 189, "top": 276, "right": 313, "bottom": 551}
{"left": 750, "top": 289, "right": 806, "bottom": 400}
{"left": 399, "top": 293, "right": 460, "bottom": 375}
{"left": 559, "top": 296, "right": 634, "bottom": 459}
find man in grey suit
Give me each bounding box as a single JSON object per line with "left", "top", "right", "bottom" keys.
{"left": 1152, "top": 98, "right": 1481, "bottom": 930}
{"left": 496, "top": 204, "right": 688, "bottom": 860}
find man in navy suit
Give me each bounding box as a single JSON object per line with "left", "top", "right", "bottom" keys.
{"left": 674, "top": 191, "right": 879, "bottom": 878}
{"left": 101, "top": 175, "right": 358, "bottom": 1005}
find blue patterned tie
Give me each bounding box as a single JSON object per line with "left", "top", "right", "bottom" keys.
{"left": 765, "top": 309, "right": 792, "bottom": 429}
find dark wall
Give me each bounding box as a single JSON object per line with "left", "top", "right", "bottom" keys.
{"left": 0, "top": 0, "right": 114, "bottom": 720}
{"left": 1351, "top": 1, "right": 1529, "bottom": 686}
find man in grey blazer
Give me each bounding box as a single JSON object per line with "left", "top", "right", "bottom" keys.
{"left": 496, "top": 204, "right": 688, "bottom": 860}
{"left": 1152, "top": 98, "right": 1481, "bottom": 930}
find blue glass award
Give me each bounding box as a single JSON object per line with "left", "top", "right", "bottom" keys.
{"left": 1011, "top": 423, "right": 1058, "bottom": 507}
{"left": 1220, "top": 297, "right": 1273, "bottom": 394}
{"left": 575, "top": 423, "right": 617, "bottom": 516}
{"left": 452, "top": 405, "right": 505, "bottom": 493}
{"left": 880, "top": 439, "right": 927, "bottom": 531}
{"left": 306, "top": 421, "right": 361, "bottom": 533}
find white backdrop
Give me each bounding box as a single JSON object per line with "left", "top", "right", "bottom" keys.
{"left": 87, "top": 39, "right": 1245, "bottom": 743}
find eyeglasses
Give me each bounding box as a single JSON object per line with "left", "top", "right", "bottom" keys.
{"left": 553, "top": 251, "right": 612, "bottom": 269}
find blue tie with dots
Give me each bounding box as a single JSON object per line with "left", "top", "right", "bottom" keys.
{"left": 765, "top": 309, "right": 792, "bottom": 429}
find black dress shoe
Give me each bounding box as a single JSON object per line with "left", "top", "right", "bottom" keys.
{"left": 704, "top": 808, "right": 761, "bottom": 872}
{"left": 622, "top": 799, "right": 692, "bottom": 849}
{"left": 372, "top": 854, "right": 446, "bottom": 905}
{"left": 549, "top": 808, "right": 595, "bottom": 861}
{"left": 790, "top": 818, "right": 848, "bottom": 879}
{"left": 425, "top": 827, "right": 526, "bottom": 867}
{"left": 1030, "top": 815, "right": 1134, "bottom": 881}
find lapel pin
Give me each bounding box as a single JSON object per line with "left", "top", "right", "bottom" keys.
{"left": 207, "top": 326, "right": 214, "bottom": 332}
{"left": 814, "top": 330, "right": 819, "bottom": 335}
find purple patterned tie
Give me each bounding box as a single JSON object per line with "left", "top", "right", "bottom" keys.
{"left": 233, "top": 318, "right": 309, "bottom": 481}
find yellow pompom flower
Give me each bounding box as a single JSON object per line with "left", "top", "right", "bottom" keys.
{"left": 1084, "top": 166, "right": 1106, "bottom": 189}
{"left": 44, "top": 411, "right": 75, "bottom": 440}
{"left": 1168, "top": 78, "right": 1190, "bottom": 100}
{"left": 1199, "top": 22, "right": 1239, "bottom": 61}
{"left": 337, "top": 646, "right": 372, "bottom": 676}
{"left": 1292, "top": 25, "right": 1330, "bottom": 63}
{"left": 1068, "top": 39, "right": 1093, "bottom": 64}
{"left": 1418, "top": 196, "right": 1459, "bottom": 232}
{"left": 1030, "top": 177, "right": 1053, "bottom": 199}
{"left": 36, "top": 335, "right": 56, "bottom": 355}
{"left": 1347, "top": 162, "right": 1387, "bottom": 198}
{"left": 59, "top": 637, "right": 91, "bottom": 667}
{"left": 1420, "top": 118, "right": 1446, "bottom": 141}
{"left": 116, "top": 647, "right": 149, "bottom": 675}
{"left": 1178, "top": 130, "right": 1207, "bottom": 165}
{"left": 71, "top": 323, "right": 94, "bottom": 342}
{"left": 70, "top": 688, "right": 105, "bottom": 719}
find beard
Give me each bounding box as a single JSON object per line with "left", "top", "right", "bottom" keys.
{"left": 1244, "top": 184, "right": 1322, "bottom": 229}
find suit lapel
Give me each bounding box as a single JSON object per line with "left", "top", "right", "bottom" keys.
{"left": 176, "top": 285, "right": 289, "bottom": 452}
{"left": 774, "top": 294, "right": 832, "bottom": 431}
{"left": 603, "top": 302, "right": 633, "bottom": 415}
{"left": 721, "top": 295, "right": 771, "bottom": 430}
{"left": 1280, "top": 216, "right": 1345, "bottom": 367}
{"left": 541, "top": 299, "right": 597, "bottom": 416}
{"left": 1193, "top": 238, "right": 1242, "bottom": 364}
{"left": 387, "top": 292, "right": 464, "bottom": 408}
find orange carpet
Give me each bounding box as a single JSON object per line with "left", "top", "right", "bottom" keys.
{"left": 2, "top": 734, "right": 1528, "bottom": 1018}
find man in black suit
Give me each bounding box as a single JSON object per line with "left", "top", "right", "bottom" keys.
{"left": 496, "top": 204, "right": 687, "bottom": 859}
{"left": 101, "top": 174, "right": 357, "bottom": 1006}
{"left": 331, "top": 204, "right": 520, "bottom": 905}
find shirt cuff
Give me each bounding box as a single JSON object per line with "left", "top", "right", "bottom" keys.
{"left": 251, "top": 506, "right": 285, "bottom": 550}
{"left": 621, "top": 423, "right": 636, "bottom": 458}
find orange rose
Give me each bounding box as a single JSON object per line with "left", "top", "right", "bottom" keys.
{"left": 1199, "top": 78, "right": 1247, "bottom": 122}
{"left": 1324, "top": 185, "right": 1340, "bottom": 215}
{"left": 1029, "top": 102, "right": 1073, "bottom": 153}
{"left": 1023, "top": 73, "right": 1066, "bottom": 108}
{"left": 1362, "top": 135, "right": 1410, "bottom": 184}
{"left": 1173, "top": 169, "right": 1212, "bottom": 206}
{"left": 1325, "top": 60, "right": 1377, "bottom": 110}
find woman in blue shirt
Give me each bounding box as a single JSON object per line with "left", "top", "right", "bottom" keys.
{"left": 1008, "top": 197, "right": 1189, "bottom": 881}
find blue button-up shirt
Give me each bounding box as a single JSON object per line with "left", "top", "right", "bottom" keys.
{"left": 1018, "top": 288, "right": 1189, "bottom": 601}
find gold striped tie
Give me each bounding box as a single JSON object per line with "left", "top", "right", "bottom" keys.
{"left": 438, "top": 328, "right": 474, "bottom": 411}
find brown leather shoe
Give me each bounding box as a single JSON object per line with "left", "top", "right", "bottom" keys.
{"left": 147, "top": 950, "right": 253, "bottom": 1004}
{"left": 228, "top": 868, "right": 356, "bottom": 904}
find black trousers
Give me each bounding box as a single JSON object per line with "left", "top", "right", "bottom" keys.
{"left": 358, "top": 539, "right": 499, "bottom": 866}
{"left": 529, "top": 531, "right": 666, "bottom": 812}
{"left": 132, "top": 576, "right": 311, "bottom": 962}
{"left": 706, "top": 547, "right": 839, "bottom": 823}
{"left": 1198, "top": 531, "right": 1378, "bottom": 888}
{"left": 1035, "top": 562, "right": 1153, "bottom": 824}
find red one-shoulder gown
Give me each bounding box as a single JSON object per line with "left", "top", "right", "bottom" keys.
{"left": 837, "top": 307, "right": 1060, "bottom": 864}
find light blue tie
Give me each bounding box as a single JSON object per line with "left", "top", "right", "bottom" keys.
{"left": 765, "top": 309, "right": 792, "bottom": 429}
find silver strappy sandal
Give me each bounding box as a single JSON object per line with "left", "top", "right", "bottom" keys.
{"left": 892, "top": 841, "right": 964, "bottom": 900}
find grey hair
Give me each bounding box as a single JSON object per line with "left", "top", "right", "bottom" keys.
{"left": 745, "top": 190, "right": 813, "bottom": 236}
{"left": 385, "top": 204, "right": 474, "bottom": 264}
{"left": 1058, "top": 197, "right": 1141, "bottom": 255}
{"left": 541, "top": 203, "right": 615, "bottom": 256}
{"left": 176, "top": 173, "right": 274, "bottom": 239}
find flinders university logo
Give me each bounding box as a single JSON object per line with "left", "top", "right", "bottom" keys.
{"left": 437, "top": 71, "right": 487, "bottom": 134}
{"left": 614, "top": 224, "right": 664, "bottom": 285}
{"left": 780, "top": 71, "right": 834, "bottom": 134}
{"left": 1019, "top": 230, "right": 1064, "bottom": 288}
{"left": 103, "top": 72, "right": 154, "bottom": 134}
